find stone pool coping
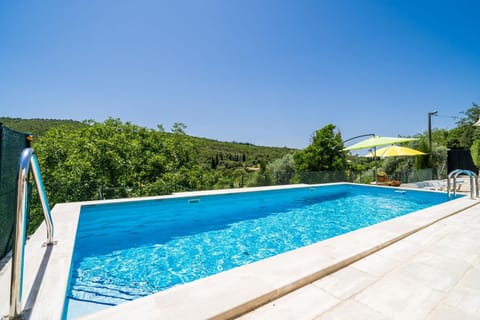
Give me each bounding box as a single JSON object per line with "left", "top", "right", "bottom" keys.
{"left": 0, "top": 183, "right": 475, "bottom": 319}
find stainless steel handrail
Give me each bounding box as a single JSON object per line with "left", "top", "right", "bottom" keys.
{"left": 447, "top": 169, "right": 463, "bottom": 199}
{"left": 447, "top": 169, "right": 478, "bottom": 200}
{"left": 9, "top": 148, "right": 55, "bottom": 319}
{"left": 30, "top": 154, "right": 54, "bottom": 244}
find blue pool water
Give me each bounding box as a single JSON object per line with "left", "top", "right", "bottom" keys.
{"left": 64, "top": 184, "right": 449, "bottom": 318}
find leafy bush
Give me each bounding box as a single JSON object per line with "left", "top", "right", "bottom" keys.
{"left": 470, "top": 140, "right": 480, "bottom": 170}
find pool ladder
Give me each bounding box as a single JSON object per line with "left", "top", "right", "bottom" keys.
{"left": 447, "top": 169, "right": 479, "bottom": 200}
{"left": 6, "top": 148, "right": 55, "bottom": 320}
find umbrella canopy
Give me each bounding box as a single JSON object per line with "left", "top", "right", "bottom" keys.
{"left": 343, "top": 136, "right": 418, "bottom": 151}
{"left": 365, "top": 145, "right": 426, "bottom": 158}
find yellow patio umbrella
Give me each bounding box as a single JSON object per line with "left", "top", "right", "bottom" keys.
{"left": 343, "top": 135, "right": 419, "bottom": 181}
{"left": 343, "top": 136, "right": 418, "bottom": 151}
{"left": 365, "top": 145, "right": 426, "bottom": 158}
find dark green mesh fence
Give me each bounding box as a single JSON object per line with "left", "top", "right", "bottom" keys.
{"left": 296, "top": 171, "right": 352, "bottom": 184}
{"left": 0, "top": 124, "right": 31, "bottom": 260}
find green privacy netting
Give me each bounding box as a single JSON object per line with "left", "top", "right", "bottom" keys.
{"left": 0, "top": 124, "right": 31, "bottom": 260}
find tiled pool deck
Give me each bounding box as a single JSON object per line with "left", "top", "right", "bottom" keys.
{"left": 0, "top": 184, "right": 478, "bottom": 319}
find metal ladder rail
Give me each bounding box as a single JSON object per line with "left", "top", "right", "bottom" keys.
{"left": 467, "top": 170, "right": 478, "bottom": 199}
{"left": 465, "top": 170, "right": 478, "bottom": 199}
{"left": 449, "top": 169, "right": 473, "bottom": 199}
{"left": 8, "top": 148, "right": 55, "bottom": 319}
{"left": 447, "top": 169, "right": 478, "bottom": 200}
{"left": 464, "top": 170, "right": 479, "bottom": 199}
{"left": 447, "top": 169, "right": 462, "bottom": 200}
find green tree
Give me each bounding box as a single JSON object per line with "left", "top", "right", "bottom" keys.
{"left": 34, "top": 118, "right": 201, "bottom": 204}
{"left": 470, "top": 140, "right": 480, "bottom": 171}
{"left": 250, "top": 159, "right": 273, "bottom": 186}
{"left": 430, "top": 129, "right": 449, "bottom": 147}
{"left": 232, "top": 167, "right": 247, "bottom": 187}
{"left": 447, "top": 103, "right": 480, "bottom": 149}
{"left": 156, "top": 124, "right": 165, "bottom": 132}
{"left": 432, "top": 145, "right": 448, "bottom": 178}
{"left": 268, "top": 154, "right": 295, "bottom": 184}
{"left": 171, "top": 122, "right": 187, "bottom": 134}
{"left": 456, "top": 103, "right": 480, "bottom": 126}
{"left": 293, "top": 124, "right": 346, "bottom": 172}
{"left": 413, "top": 136, "right": 430, "bottom": 170}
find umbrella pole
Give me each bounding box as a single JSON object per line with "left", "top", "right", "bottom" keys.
{"left": 374, "top": 147, "right": 377, "bottom": 183}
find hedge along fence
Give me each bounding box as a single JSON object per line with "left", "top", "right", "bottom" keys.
{"left": 0, "top": 124, "right": 32, "bottom": 260}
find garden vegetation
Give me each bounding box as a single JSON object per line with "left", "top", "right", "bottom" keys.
{"left": 2, "top": 102, "right": 479, "bottom": 232}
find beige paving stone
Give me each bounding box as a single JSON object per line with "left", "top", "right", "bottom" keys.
{"left": 426, "top": 239, "right": 480, "bottom": 264}
{"left": 394, "top": 260, "right": 464, "bottom": 292}
{"left": 449, "top": 231, "right": 480, "bottom": 248}
{"left": 314, "top": 300, "right": 387, "bottom": 320}
{"left": 375, "top": 238, "right": 422, "bottom": 262}
{"left": 312, "top": 266, "right": 378, "bottom": 300}
{"left": 320, "top": 227, "right": 397, "bottom": 260}
{"left": 445, "top": 209, "right": 480, "bottom": 225}
{"left": 407, "top": 251, "right": 471, "bottom": 288}
{"left": 349, "top": 253, "right": 399, "bottom": 277}
{"left": 458, "top": 266, "right": 480, "bottom": 291}
{"left": 473, "top": 256, "right": 480, "bottom": 267}
{"left": 442, "top": 285, "right": 480, "bottom": 316}
{"left": 411, "top": 250, "right": 470, "bottom": 272}
{"left": 427, "top": 304, "right": 480, "bottom": 320}
{"left": 402, "top": 224, "right": 447, "bottom": 246}
{"left": 374, "top": 218, "right": 420, "bottom": 236}
{"left": 237, "top": 284, "right": 339, "bottom": 320}
{"left": 438, "top": 207, "right": 480, "bottom": 224}
{"left": 399, "top": 210, "right": 444, "bottom": 227}
{"left": 355, "top": 273, "right": 445, "bottom": 320}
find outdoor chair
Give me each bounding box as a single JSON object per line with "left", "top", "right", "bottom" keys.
{"left": 418, "top": 180, "right": 464, "bottom": 192}
{"left": 376, "top": 172, "right": 401, "bottom": 187}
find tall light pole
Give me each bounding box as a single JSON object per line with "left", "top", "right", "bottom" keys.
{"left": 428, "top": 110, "right": 438, "bottom": 151}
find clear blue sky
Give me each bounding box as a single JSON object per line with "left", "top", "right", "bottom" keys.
{"left": 1, "top": 1, "right": 479, "bottom": 148}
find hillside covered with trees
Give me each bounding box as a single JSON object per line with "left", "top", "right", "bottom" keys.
{"left": 0, "top": 117, "right": 85, "bottom": 137}
{"left": 32, "top": 118, "right": 299, "bottom": 203}
{"left": 2, "top": 117, "right": 299, "bottom": 230}
{"left": 1, "top": 116, "right": 295, "bottom": 169}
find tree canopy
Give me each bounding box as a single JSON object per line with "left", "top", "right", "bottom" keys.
{"left": 446, "top": 103, "right": 480, "bottom": 149}
{"left": 293, "top": 124, "right": 346, "bottom": 172}
{"left": 31, "top": 118, "right": 295, "bottom": 205}
{"left": 471, "top": 140, "right": 480, "bottom": 169}
{"left": 35, "top": 118, "right": 199, "bottom": 202}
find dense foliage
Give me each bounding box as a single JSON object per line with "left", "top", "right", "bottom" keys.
{"left": 470, "top": 140, "right": 480, "bottom": 169}
{"left": 447, "top": 103, "right": 480, "bottom": 149}
{"left": 294, "top": 124, "right": 346, "bottom": 172}
{"left": 32, "top": 118, "right": 297, "bottom": 204}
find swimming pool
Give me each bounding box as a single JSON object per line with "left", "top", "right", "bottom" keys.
{"left": 63, "top": 184, "right": 450, "bottom": 319}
